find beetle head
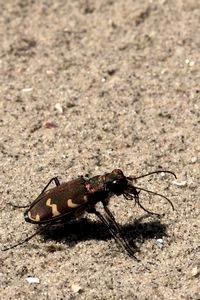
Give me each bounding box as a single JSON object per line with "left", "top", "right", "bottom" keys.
{"left": 104, "top": 169, "right": 128, "bottom": 195}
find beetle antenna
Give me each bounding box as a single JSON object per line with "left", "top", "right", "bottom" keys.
{"left": 2, "top": 224, "right": 49, "bottom": 251}
{"left": 135, "top": 194, "right": 161, "bottom": 216}
{"left": 124, "top": 182, "right": 174, "bottom": 215}
{"left": 134, "top": 185, "right": 174, "bottom": 211}
{"left": 127, "top": 170, "right": 177, "bottom": 181}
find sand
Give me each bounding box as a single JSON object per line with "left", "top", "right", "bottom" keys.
{"left": 0, "top": 1, "right": 199, "bottom": 299}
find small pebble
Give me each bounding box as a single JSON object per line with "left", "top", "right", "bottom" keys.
{"left": 191, "top": 157, "right": 197, "bottom": 163}
{"left": 71, "top": 284, "right": 82, "bottom": 293}
{"left": 44, "top": 122, "right": 57, "bottom": 129}
{"left": 22, "top": 87, "right": 33, "bottom": 92}
{"left": 25, "top": 277, "right": 40, "bottom": 284}
{"left": 191, "top": 266, "right": 200, "bottom": 278}
{"left": 172, "top": 180, "right": 187, "bottom": 187}
{"left": 155, "top": 238, "right": 164, "bottom": 249}
{"left": 55, "top": 103, "right": 63, "bottom": 114}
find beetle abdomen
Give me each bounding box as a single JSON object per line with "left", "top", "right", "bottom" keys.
{"left": 24, "top": 177, "right": 88, "bottom": 224}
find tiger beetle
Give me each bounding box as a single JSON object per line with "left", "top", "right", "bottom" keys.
{"left": 2, "top": 169, "right": 176, "bottom": 259}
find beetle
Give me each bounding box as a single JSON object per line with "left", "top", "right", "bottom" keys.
{"left": 2, "top": 169, "right": 176, "bottom": 259}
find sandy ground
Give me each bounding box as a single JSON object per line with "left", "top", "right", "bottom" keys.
{"left": 0, "top": 0, "right": 199, "bottom": 299}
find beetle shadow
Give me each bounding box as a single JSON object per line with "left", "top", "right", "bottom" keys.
{"left": 40, "top": 214, "right": 168, "bottom": 250}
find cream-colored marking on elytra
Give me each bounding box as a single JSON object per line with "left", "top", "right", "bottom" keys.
{"left": 67, "top": 199, "right": 79, "bottom": 208}
{"left": 46, "top": 198, "right": 61, "bottom": 217}
{"left": 67, "top": 195, "right": 88, "bottom": 208}
{"left": 28, "top": 211, "right": 40, "bottom": 222}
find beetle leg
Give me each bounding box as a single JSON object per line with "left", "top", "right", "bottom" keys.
{"left": 103, "top": 205, "right": 124, "bottom": 234}
{"left": 8, "top": 202, "right": 30, "bottom": 209}
{"left": 102, "top": 205, "right": 139, "bottom": 260}
{"left": 89, "top": 206, "right": 138, "bottom": 260}
{"left": 2, "top": 224, "right": 49, "bottom": 251}
{"left": 40, "top": 177, "right": 61, "bottom": 194}
{"left": 8, "top": 177, "right": 61, "bottom": 209}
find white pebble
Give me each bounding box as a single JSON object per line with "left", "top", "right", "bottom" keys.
{"left": 55, "top": 103, "right": 63, "bottom": 114}
{"left": 25, "top": 277, "right": 40, "bottom": 284}
{"left": 22, "top": 87, "right": 33, "bottom": 92}
{"left": 172, "top": 180, "right": 187, "bottom": 187}
{"left": 71, "top": 284, "right": 82, "bottom": 293}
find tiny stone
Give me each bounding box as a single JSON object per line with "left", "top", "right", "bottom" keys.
{"left": 191, "top": 266, "right": 200, "bottom": 278}
{"left": 22, "top": 87, "right": 33, "bottom": 92}
{"left": 155, "top": 238, "right": 164, "bottom": 249}
{"left": 55, "top": 103, "right": 63, "bottom": 114}
{"left": 71, "top": 284, "right": 82, "bottom": 293}
{"left": 191, "top": 157, "right": 197, "bottom": 163}
{"left": 189, "top": 61, "right": 195, "bottom": 67}
{"left": 172, "top": 180, "right": 187, "bottom": 187}
{"left": 25, "top": 277, "right": 40, "bottom": 284}
{"left": 46, "top": 70, "right": 55, "bottom": 75}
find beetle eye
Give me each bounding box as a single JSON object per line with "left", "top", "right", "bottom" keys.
{"left": 112, "top": 180, "right": 117, "bottom": 184}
